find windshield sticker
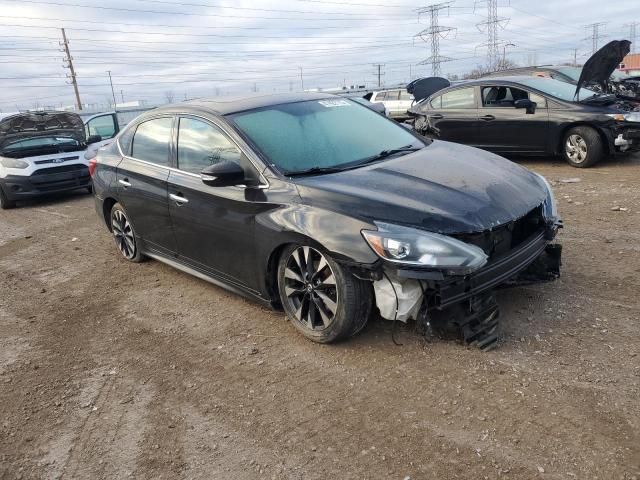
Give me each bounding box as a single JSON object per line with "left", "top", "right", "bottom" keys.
{"left": 318, "top": 99, "right": 351, "bottom": 108}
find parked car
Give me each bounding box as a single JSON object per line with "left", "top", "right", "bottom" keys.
{"left": 92, "top": 93, "right": 562, "bottom": 350}
{"left": 408, "top": 75, "right": 640, "bottom": 167}
{"left": 365, "top": 88, "right": 414, "bottom": 119}
{"left": 0, "top": 111, "right": 102, "bottom": 209}
{"left": 481, "top": 40, "right": 639, "bottom": 99}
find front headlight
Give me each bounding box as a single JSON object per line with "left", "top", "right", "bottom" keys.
{"left": 534, "top": 173, "right": 558, "bottom": 221}
{"left": 606, "top": 112, "right": 640, "bottom": 122}
{"left": 0, "top": 157, "right": 29, "bottom": 169}
{"left": 362, "top": 222, "right": 488, "bottom": 274}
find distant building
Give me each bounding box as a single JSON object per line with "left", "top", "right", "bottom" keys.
{"left": 619, "top": 53, "right": 640, "bottom": 75}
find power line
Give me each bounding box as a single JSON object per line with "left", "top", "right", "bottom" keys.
{"left": 60, "top": 28, "right": 81, "bottom": 110}
{"left": 415, "top": 2, "right": 456, "bottom": 76}
{"left": 4, "top": 0, "right": 417, "bottom": 22}
{"left": 584, "top": 22, "right": 607, "bottom": 54}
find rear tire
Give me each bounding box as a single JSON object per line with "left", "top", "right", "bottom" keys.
{"left": 0, "top": 187, "right": 16, "bottom": 210}
{"left": 277, "top": 244, "right": 372, "bottom": 343}
{"left": 110, "top": 203, "right": 144, "bottom": 263}
{"left": 562, "top": 126, "right": 604, "bottom": 168}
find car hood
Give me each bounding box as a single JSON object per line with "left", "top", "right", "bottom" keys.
{"left": 575, "top": 40, "right": 632, "bottom": 94}
{"left": 0, "top": 111, "right": 86, "bottom": 150}
{"left": 293, "top": 141, "right": 547, "bottom": 234}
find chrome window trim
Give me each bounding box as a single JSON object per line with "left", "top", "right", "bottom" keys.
{"left": 116, "top": 112, "right": 269, "bottom": 189}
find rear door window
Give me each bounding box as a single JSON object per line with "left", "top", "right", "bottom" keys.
{"left": 385, "top": 90, "right": 400, "bottom": 101}
{"left": 441, "top": 88, "right": 475, "bottom": 109}
{"left": 131, "top": 117, "right": 173, "bottom": 166}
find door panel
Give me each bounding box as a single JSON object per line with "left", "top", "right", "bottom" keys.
{"left": 116, "top": 158, "right": 175, "bottom": 255}
{"left": 115, "top": 115, "right": 176, "bottom": 256}
{"left": 475, "top": 86, "right": 550, "bottom": 153}
{"left": 427, "top": 87, "right": 480, "bottom": 145}
{"left": 167, "top": 170, "right": 262, "bottom": 287}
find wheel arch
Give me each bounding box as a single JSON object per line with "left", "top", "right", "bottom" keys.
{"left": 556, "top": 122, "right": 613, "bottom": 155}
{"left": 102, "top": 197, "right": 118, "bottom": 231}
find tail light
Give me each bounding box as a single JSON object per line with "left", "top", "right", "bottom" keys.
{"left": 88, "top": 157, "right": 98, "bottom": 177}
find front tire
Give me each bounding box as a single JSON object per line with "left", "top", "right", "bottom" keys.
{"left": 0, "top": 187, "right": 16, "bottom": 210}
{"left": 110, "top": 203, "right": 144, "bottom": 263}
{"left": 562, "top": 126, "right": 604, "bottom": 168}
{"left": 277, "top": 244, "right": 372, "bottom": 343}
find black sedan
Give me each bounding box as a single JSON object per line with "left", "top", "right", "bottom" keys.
{"left": 409, "top": 75, "right": 640, "bottom": 167}
{"left": 92, "top": 93, "right": 561, "bottom": 349}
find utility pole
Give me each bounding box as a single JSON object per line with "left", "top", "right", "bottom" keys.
{"left": 121, "top": 89, "right": 124, "bottom": 103}
{"left": 415, "top": 2, "right": 455, "bottom": 77}
{"left": 475, "top": 0, "right": 509, "bottom": 72}
{"left": 501, "top": 42, "right": 516, "bottom": 69}
{"left": 624, "top": 22, "right": 639, "bottom": 53}
{"left": 60, "top": 28, "right": 82, "bottom": 111}
{"left": 572, "top": 48, "right": 578, "bottom": 66}
{"left": 584, "top": 22, "right": 607, "bottom": 54}
{"left": 298, "top": 66, "right": 304, "bottom": 91}
{"left": 107, "top": 70, "right": 117, "bottom": 110}
{"left": 372, "top": 64, "right": 385, "bottom": 87}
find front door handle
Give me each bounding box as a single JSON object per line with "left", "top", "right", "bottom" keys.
{"left": 169, "top": 193, "right": 189, "bottom": 205}
{"left": 118, "top": 178, "right": 131, "bottom": 188}
{"left": 429, "top": 114, "right": 444, "bottom": 120}
{"left": 480, "top": 115, "right": 495, "bottom": 121}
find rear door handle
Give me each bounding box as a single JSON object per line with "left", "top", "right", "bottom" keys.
{"left": 169, "top": 193, "right": 189, "bottom": 205}
{"left": 118, "top": 178, "right": 131, "bottom": 188}
{"left": 429, "top": 114, "right": 443, "bottom": 120}
{"left": 480, "top": 115, "right": 495, "bottom": 121}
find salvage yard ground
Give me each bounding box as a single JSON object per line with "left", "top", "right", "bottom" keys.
{"left": 1, "top": 155, "right": 639, "bottom": 479}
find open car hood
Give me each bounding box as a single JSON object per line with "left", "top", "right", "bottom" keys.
{"left": 575, "top": 40, "right": 632, "bottom": 96}
{"left": 0, "top": 111, "right": 86, "bottom": 151}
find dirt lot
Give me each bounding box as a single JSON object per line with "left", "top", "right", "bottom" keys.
{"left": 1, "top": 155, "right": 639, "bottom": 480}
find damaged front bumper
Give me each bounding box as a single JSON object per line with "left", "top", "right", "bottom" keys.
{"left": 371, "top": 222, "right": 562, "bottom": 348}
{"left": 611, "top": 125, "right": 640, "bottom": 152}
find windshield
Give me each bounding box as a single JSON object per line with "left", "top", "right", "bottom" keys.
{"left": 229, "top": 98, "right": 424, "bottom": 174}
{"left": 4, "top": 136, "right": 80, "bottom": 151}
{"left": 516, "top": 77, "right": 599, "bottom": 101}
{"left": 555, "top": 66, "right": 582, "bottom": 82}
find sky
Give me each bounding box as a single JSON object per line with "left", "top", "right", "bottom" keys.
{"left": 0, "top": 0, "right": 637, "bottom": 111}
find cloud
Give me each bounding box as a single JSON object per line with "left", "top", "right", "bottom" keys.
{"left": 0, "top": 0, "right": 635, "bottom": 111}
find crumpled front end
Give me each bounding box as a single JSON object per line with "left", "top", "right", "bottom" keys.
{"left": 370, "top": 203, "right": 562, "bottom": 350}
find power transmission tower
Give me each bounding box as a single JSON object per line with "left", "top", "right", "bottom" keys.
{"left": 60, "top": 28, "right": 82, "bottom": 111}
{"left": 299, "top": 66, "right": 304, "bottom": 91}
{"left": 372, "top": 64, "right": 385, "bottom": 87}
{"left": 475, "top": 0, "right": 509, "bottom": 71}
{"left": 584, "top": 22, "right": 607, "bottom": 54}
{"left": 415, "top": 2, "right": 456, "bottom": 77}
{"left": 624, "top": 22, "right": 639, "bottom": 53}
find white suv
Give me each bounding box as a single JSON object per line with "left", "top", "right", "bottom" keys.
{"left": 0, "top": 111, "right": 102, "bottom": 209}
{"left": 367, "top": 89, "right": 414, "bottom": 119}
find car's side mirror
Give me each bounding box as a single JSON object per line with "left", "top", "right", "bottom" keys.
{"left": 201, "top": 160, "right": 245, "bottom": 187}
{"left": 87, "top": 134, "right": 102, "bottom": 145}
{"left": 514, "top": 98, "right": 537, "bottom": 114}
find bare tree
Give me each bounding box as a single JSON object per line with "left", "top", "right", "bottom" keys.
{"left": 463, "top": 59, "right": 517, "bottom": 79}
{"left": 164, "top": 90, "right": 175, "bottom": 104}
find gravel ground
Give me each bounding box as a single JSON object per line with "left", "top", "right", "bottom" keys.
{"left": 1, "top": 155, "right": 639, "bottom": 480}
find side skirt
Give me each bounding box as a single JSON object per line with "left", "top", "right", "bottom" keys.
{"left": 143, "top": 251, "right": 275, "bottom": 309}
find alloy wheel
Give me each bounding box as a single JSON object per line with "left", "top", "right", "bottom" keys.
{"left": 565, "top": 134, "right": 588, "bottom": 164}
{"left": 111, "top": 209, "right": 136, "bottom": 259}
{"left": 283, "top": 246, "right": 339, "bottom": 331}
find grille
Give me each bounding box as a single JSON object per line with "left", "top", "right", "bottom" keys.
{"left": 454, "top": 205, "right": 544, "bottom": 259}
{"left": 31, "top": 164, "right": 88, "bottom": 176}
{"left": 34, "top": 155, "right": 80, "bottom": 165}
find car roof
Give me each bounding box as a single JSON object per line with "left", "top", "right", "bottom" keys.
{"left": 177, "top": 92, "right": 337, "bottom": 115}
{"left": 444, "top": 75, "right": 554, "bottom": 87}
